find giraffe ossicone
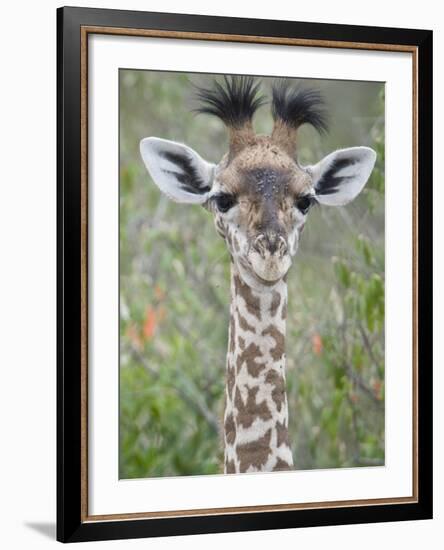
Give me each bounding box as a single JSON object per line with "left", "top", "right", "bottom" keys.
{"left": 140, "top": 76, "right": 377, "bottom": 474}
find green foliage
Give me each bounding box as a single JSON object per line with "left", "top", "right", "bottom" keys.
{"left": 119, "top": 71, "right": 385, "bottom": 477}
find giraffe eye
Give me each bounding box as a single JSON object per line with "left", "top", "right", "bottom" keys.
{"left": 295, "top": 195, "right": 314, "bottom": 215}
{"left": 215, "top": 193, "right": 236, "bottom": 213}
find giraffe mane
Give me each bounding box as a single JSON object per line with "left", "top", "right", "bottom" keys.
{"left": 194, "top": 76, "right": 329, "bottom": 158}
{"left": 193, "top": 75, "right": 266, "bottom": 129}
{"left": 271, "top": 80, "right": 329, "bottom": 134}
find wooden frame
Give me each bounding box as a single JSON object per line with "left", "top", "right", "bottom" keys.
{"left": 57, "top": 6, "right": 433, "bottom": 542}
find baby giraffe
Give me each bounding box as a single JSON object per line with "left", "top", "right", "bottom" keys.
{"left": 140, "top": 77, "right": 376, "bottom": 474}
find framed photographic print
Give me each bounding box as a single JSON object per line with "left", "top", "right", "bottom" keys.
{"left": 57, "top": 6, "right": 433, "bottom": 543}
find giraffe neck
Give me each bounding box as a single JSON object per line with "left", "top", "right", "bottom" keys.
{"left": 223, "top": 264, "right": 293, "bottom": 474}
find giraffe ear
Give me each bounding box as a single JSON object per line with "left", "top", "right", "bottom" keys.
{"left": 140, "top": 137, "right": 215, "bottom": 204}
{"left": 308, "top": 147, "right": 377, "bottom": 206}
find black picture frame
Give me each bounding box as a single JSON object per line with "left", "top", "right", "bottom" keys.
{"left": 57, "top": 5, "right": 433, "bottom": 543}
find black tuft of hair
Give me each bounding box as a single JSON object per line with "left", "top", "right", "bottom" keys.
{"left": 194, "top": 75, "right": 266, "bottom": 128}
{"left": 271, "top": 80, "right": 329, "bottom": 134}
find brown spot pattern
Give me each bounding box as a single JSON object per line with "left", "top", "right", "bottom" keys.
{"left": 281, "top": 301, "right": 287, "bottom": 320}
{"left": 234, "top": 275, "right": 261, "bottom": 319}
{"left": 229, "top": 316, "right": 236, "bottom": 353}
{"left": 238, "top": 336, "right": 245, "bottom": 350}
{"left": 224, "top": 412, "right": 236, "bottom": 445}
{"left": 225, "top": 458, "right": 236, "bottom": 474}
{"left": 262, "top": 325, "right": 285, "bottom": 361}
{"left": 237, "top": 310, "right": 255, "bottom": 333}
{"left": 264, "top": 369, "right": 286, "bottom": 412}
{"left": 274, "top": 457, "right": 292, "bottom": 471}
{"left": 236, "top": 428, "right": 272, "bottom": 472}
{"left": 270, "top": 291, "right": 281, "bottom": 317}
{"left": 234, "top": 386, "right": 272, "bottom": 429}
{"left": 226, "top": 361, "right": 235, "bottom": 399}
{"left": 215, "top": 218, "right": 226, "bottom": 236}
{"left": 236, "top": 342, "right": 264, "bottom": 377}
{"left": 276, "top": 420, "right": 290, "bottom": 448}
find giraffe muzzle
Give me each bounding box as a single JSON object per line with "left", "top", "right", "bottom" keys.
{"left": 253, "top": 233, "right": 288, "bottom": 259}
{"left": 248, "top": 233, "right": 291, "bottom": 283}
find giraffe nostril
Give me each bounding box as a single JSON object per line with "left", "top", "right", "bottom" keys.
{"left": 277, "top": 236, "right": 288, "bottom": 257}
{"left": 266, "top": 232, "right": 287, "bottom": 256}
{"left": 253, "top": 235, "right": 267, "bottom": 258}
{"left": 253, "top": 234, "right": 288, "bottom": 258}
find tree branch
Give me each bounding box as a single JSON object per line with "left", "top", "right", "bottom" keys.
{"left": 342, "top": 362, "right": 383, "bottom": 408}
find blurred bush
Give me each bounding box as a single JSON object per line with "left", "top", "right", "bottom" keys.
{"left": 119, "top": 71, "right": 385, "bottom": 478}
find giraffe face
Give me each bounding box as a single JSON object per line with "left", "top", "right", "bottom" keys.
{"left": 140, "top": 136, "right": 376, "bottom": 288}
{"left": 209, "top": 140, "right": 314, "bottom": 286}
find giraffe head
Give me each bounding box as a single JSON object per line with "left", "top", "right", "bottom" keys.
{"left": 140, "top": 77, "right": 376, "bottom": 289}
